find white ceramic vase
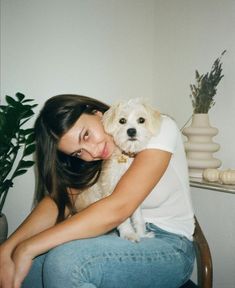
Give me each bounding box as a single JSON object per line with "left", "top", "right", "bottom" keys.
{"left": 182, "top": 113, "right": 221, "bottom": 178}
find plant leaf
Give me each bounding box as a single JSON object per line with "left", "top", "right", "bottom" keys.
{"left": 18, "top": 160, "right": 35, "bottom": 169}
{"left": 20, "top": 109, "right": 35, "bottom": 119}
{"left": 5, "top": 96, "right": 18, "bottom": 107}
{"left": 20, "top": 128, "right": 34, "bottom": 136}
{"left": 13, "top": 169, "right": 27, "bottom": 177}
{"left": 26, "top": 133, "right": 35, "bottom": 144}
{"left": 23, "top": 144, "right": 36, "bottom": 156}
{"left": 16, "top": 92, "right": 25, "bottom": 102}
{"left": 22, "top": 99, "right": 35, "bottom": 103}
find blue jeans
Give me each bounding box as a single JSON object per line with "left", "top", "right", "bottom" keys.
{"left": 22, "top": 223, "right": 195, "bottom": 288}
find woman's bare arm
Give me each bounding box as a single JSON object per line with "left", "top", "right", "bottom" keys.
{"left": 0, "top": 196, "right": 59, "bottom": 288}
{"left": 15, "top": 149, "right": 171, "bottom": 258}
{"left": 0, "top": 196, "right": 58, "bottom": 256}
{"left": 10, "top": 149, "right": 171, "bottom": 287}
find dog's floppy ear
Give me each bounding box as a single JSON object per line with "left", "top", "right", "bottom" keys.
{"left": 102, "top": 103, "right": 121, "bottom": 134}
{"left": 144, "top": 104, "right": 161, "bottom": 135}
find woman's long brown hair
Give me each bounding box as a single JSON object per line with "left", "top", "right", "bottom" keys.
{"left": 34, "top": 94, "right": 109, "bottom": 222}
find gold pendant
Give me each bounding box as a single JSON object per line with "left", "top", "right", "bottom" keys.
{"left": 117, "top": 154, "right": 128, "bottom": 163}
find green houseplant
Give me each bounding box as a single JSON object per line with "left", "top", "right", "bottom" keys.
{"left": 0, "top": 92, "right": 37, "bottom": 243}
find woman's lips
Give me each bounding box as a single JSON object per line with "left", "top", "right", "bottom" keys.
{"left": 100, "top": 143, "right": 110, "bottom": 159}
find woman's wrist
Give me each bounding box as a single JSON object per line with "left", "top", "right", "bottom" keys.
{"left": 0, "top": 241, "right": 15, "bottom": 258}
{"left": 13, "top": 239, "right": 35, "bottom": 261}
{"left": 0, "top": 243, "right": 14, "bottom": 267}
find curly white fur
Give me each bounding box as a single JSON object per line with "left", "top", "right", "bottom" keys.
{"left": 75, "top": 98, "right": 161, "bottom": 242}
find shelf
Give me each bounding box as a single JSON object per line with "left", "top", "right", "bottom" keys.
{"left": 190, "top": 177, "right": 235, "bottom": 194}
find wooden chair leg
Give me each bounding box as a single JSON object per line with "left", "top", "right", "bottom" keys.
{"left": 193, "top": 217, "right": 213, "bottom": 288}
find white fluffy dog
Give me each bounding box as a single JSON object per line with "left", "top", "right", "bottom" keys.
{"left": 75, "top": 98, "right": 161, "bottom": 242}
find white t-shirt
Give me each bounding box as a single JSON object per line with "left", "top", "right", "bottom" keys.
{"left": 142, "top": 115, "right": 195, "bottom": 240}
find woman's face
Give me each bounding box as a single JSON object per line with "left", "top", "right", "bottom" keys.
{"left": 58, "top": 111, "right": 116, "bottom": 162}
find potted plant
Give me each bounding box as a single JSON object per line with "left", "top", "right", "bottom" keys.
{"left": 182, "top": 51, "right": 226, "bottom": 178}
{"left": 0, "top": 92, "right": 37, "bottom": 243}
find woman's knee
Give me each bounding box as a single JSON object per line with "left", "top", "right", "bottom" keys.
{"left": 43, "top": 242, "right": 80, "bottom": 285}
{"left": 42, "top": 240, "right": 103, "bottom": 287}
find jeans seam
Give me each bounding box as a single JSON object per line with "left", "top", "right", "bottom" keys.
{"left": 71, "top": 250, "right": 181, "bottom": 287}
{"left": 176, "top": 238, "right": 195, "bottom": 285}
{"left": 78, "top": 250, "right": 180, "bottom": 264}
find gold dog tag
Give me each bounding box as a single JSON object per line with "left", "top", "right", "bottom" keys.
{"left": 117, "top": 154, "right": 128, "bottom": 163}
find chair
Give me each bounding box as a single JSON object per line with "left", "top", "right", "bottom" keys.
{"left": 180, "top": 217, "right": 213, "bottom": 288}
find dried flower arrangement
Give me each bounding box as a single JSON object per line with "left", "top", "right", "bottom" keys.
{"left": 190, "top": 50, "right": 226, "bottom": 114}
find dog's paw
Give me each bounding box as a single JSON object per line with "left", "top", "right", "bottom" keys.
{"left": 137, "top": 231, "right": 155, "bottom": 239}
{"left": 120, "top": 231, "right": 140, "bottom": 243}
{"left": 143, "top": 231, "right": 155, "bottom": 238}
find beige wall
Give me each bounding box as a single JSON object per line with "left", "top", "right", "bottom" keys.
{"left": 1, "top": 1, "right": 235, "bottom": 287}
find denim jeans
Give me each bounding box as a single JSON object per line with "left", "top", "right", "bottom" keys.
{"left": 22, "top": 223, "right": 195, "bottom": 288}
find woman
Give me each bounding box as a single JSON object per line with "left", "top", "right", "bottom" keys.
{"left": 0, "top": 94, "right": 195, "bottom": 288}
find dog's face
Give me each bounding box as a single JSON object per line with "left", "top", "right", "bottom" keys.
{"left": 102, "top": 99, "right": 161, "bottom": 153}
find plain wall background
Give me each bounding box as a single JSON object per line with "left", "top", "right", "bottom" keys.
{"left": 1, "top": 1, "right": 235, "bottom": 287}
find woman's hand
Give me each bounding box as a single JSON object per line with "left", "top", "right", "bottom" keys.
{"left": 12, "top": 242, "right": 33, "bottom": 288}
{"left": 0, "top": 245, "right": 15, "bottom": 288}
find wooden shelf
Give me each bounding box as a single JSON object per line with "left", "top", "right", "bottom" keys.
{"left": 190, "top": 177, "right": 235, "bottom": 194}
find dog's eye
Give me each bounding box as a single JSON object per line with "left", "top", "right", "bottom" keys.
{"left": 138, "top": 117, "right": 145, "bottom": 124}
{"left": 119, "top": 118, "right": 127, "bottom": 124}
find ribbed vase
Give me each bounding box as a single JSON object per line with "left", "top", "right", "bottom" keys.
{"left": 182, "top": 113, "right": 221, "bottom": 178}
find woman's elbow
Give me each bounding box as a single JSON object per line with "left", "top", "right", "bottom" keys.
{"left": 106, "top": 196, "right": 135, "bottom": 227}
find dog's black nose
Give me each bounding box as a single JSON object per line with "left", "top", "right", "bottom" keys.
{"left": 127, "top": 128, "right": 137, "bottom": 137}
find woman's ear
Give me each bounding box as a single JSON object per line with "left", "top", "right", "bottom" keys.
{"left": 94, "top": 110, "right": 103, "bottom": 117}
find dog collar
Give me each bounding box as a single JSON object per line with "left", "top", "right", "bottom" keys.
{"left": 115, "top": 151, "right": 136, "bottom": 164}
{"left": 121, "top": 151, "right": 136, "bottom": 158}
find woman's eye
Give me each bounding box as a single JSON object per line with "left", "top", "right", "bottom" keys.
{"left": 83, "top": 131, "right": 89, "bottom": 140}
{"left": 119, "top": 118, "right": 127, "bottom": 124}
{"left": 138, "top": 117, "right": 145, "bottom": 124}
{"left": 75, "top": 149, "right": 83, "bottom": 158}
